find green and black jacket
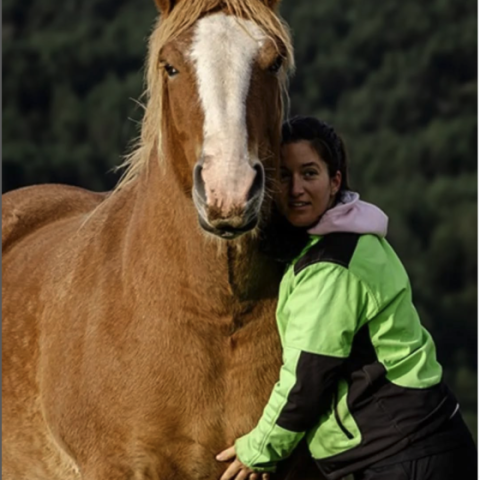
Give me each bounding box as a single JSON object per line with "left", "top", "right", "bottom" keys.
{"left": 235, "top": 233, "right": 457, "bottom": 480}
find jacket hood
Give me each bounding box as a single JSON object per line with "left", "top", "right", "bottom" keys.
{"left": 308, "top": 191, "right": 389, "bottom": 237}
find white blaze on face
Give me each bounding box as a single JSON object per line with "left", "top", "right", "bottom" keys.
{"left": 190, "top": 13, "right": 266, "bottom": 214}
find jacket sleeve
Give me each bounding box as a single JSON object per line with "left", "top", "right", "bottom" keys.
{"left": 235, "top": 262, "right": 372, "bottom": 472}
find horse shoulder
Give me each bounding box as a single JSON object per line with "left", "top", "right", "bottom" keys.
{"left": 2, "top": 184, "right": 106, "bottom": 252}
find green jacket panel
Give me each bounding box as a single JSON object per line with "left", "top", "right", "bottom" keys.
{"left": 349, "top": 236, "right": 443, "bottom": 388}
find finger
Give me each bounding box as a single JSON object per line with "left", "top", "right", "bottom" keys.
{"left": 249, "top": 474, "right": 259, "bottom": 480}
{"left": 236, "top": 468, "right": 251, "bottom": 480}
{"left": 220, "top": 460, "right": 243, "bottom": 480}
{"left": 217, "top": 446, "right": 236, "bottom": 462}
{"left": 262, "top": 474, "right": 270, "bottom": 480}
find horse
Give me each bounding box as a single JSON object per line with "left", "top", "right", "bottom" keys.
{"left": 2, "top": 0, "right": 323, "bottom": 479}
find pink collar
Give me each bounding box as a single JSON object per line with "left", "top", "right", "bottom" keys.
{"left": 307, "top": 191, "right": 389, "bottom": 237}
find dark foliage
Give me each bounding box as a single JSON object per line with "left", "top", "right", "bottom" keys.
{"left": 3, "top": 0, "right": 477, "bottom": 439}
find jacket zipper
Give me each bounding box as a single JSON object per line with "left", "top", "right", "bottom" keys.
{"left": 333, "top": 387, "right": 354, "bottom": 440}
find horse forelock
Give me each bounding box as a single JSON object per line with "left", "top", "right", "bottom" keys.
{"left": 114, "top": 0, "right": 293, "bottom": 193}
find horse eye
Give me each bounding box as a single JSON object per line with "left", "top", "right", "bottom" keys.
{"left": 268, "top": 55, "right": 283, "bottom": 74}
{"left": 164, "top": 63, "right": 179, "bottom": 77}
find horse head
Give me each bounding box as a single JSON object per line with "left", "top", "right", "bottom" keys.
{"left": 142, "top": 0, "right": 293, "bottom": 239}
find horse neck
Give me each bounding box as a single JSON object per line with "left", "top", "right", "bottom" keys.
{"left": 123, "top": 151, "right": 282, "bottom": 311}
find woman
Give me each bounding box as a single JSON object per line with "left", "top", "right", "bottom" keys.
{"left": 216, "top": 117, "right": 476, "bottom": 480}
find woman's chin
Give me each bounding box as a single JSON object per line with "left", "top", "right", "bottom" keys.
{"left": 287, "top": 214, "right": 318, "bottom": 229}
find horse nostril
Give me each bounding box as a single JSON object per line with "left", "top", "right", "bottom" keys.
{"left": 248, "top": 163, "right": 265, "bottom": 202}
{"left": 193, "top": 163, "right": 207, "bottom": 204}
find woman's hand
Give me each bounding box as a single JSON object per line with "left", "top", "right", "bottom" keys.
{"left": 216, "top": 446, "right": 270, "bottom": 480}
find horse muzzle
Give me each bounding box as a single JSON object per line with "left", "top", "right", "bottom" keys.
{"left": 193, "top": 162, "right": 264, "bottom": 239}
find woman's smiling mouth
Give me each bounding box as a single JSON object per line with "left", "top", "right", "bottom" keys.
{"left": 289, "top": 201, "right": 311, "bottom": 209}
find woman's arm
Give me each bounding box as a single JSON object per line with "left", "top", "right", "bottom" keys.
{"left": 231, "top": 263, "right": 372, "bottom": 473}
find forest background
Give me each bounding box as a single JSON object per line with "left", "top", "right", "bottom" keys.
{"left": 3, "top": 0, "right": 477, "bottom": 439}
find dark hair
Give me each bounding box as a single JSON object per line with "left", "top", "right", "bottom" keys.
{"left": 281, "top": 116, "right": 350, "bottom": 192}
{"left": 259, "top": 206, "right": 310, "bottom": 264}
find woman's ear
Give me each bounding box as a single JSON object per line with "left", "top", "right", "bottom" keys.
{"left": 330, "top": 171, "right": 342, "bottom": 196}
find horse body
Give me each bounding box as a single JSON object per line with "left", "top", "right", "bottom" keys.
{"left": 3, "top": 174, "right": 284, "bottom": 479}
{"left": 3, "top": 1, "right": 324, "bottom": 478}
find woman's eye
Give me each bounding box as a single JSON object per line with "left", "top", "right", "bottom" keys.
{"left": 280, "top": 171, "right": 291, "bottom": 182}
{"left": 303, "top": 170, "right": 318, "bottom": 178}
{"left": 164, "top": 63, "right": 179, "bottom": 77}
{"left": 268, "top": 55, "right": 283, "bottom": 74}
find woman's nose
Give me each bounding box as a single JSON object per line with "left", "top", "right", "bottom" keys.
{"left": 290, "top": 177, "right": 304, "bottom": 197}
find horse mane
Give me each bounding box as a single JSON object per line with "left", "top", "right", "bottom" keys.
{"left": 115, "top": 0, "right": 294, "bottom": 192}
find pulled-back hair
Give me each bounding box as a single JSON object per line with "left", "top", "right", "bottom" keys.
{"left": 281, "top": 116, "right": 350, "bottom": 192}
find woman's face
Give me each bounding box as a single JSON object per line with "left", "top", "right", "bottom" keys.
{"left": 278, "top": 141, "right": 341, "bottom": 228}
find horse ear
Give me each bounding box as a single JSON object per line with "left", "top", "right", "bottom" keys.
{"left": 262, "top": 0, "right": 281, "bottom": 9}
{"left": 154, "top": 0, "right": 178, "bottom": 16}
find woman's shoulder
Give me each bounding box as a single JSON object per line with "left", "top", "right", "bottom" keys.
{"left": 292, "top": 232, "right": 361, "bottom": 276}
{"left": 291, "top": 233, "right": 408, "bottom": 288}
{"left": 291, "top": 232, "right": 389, "bottom": 272}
